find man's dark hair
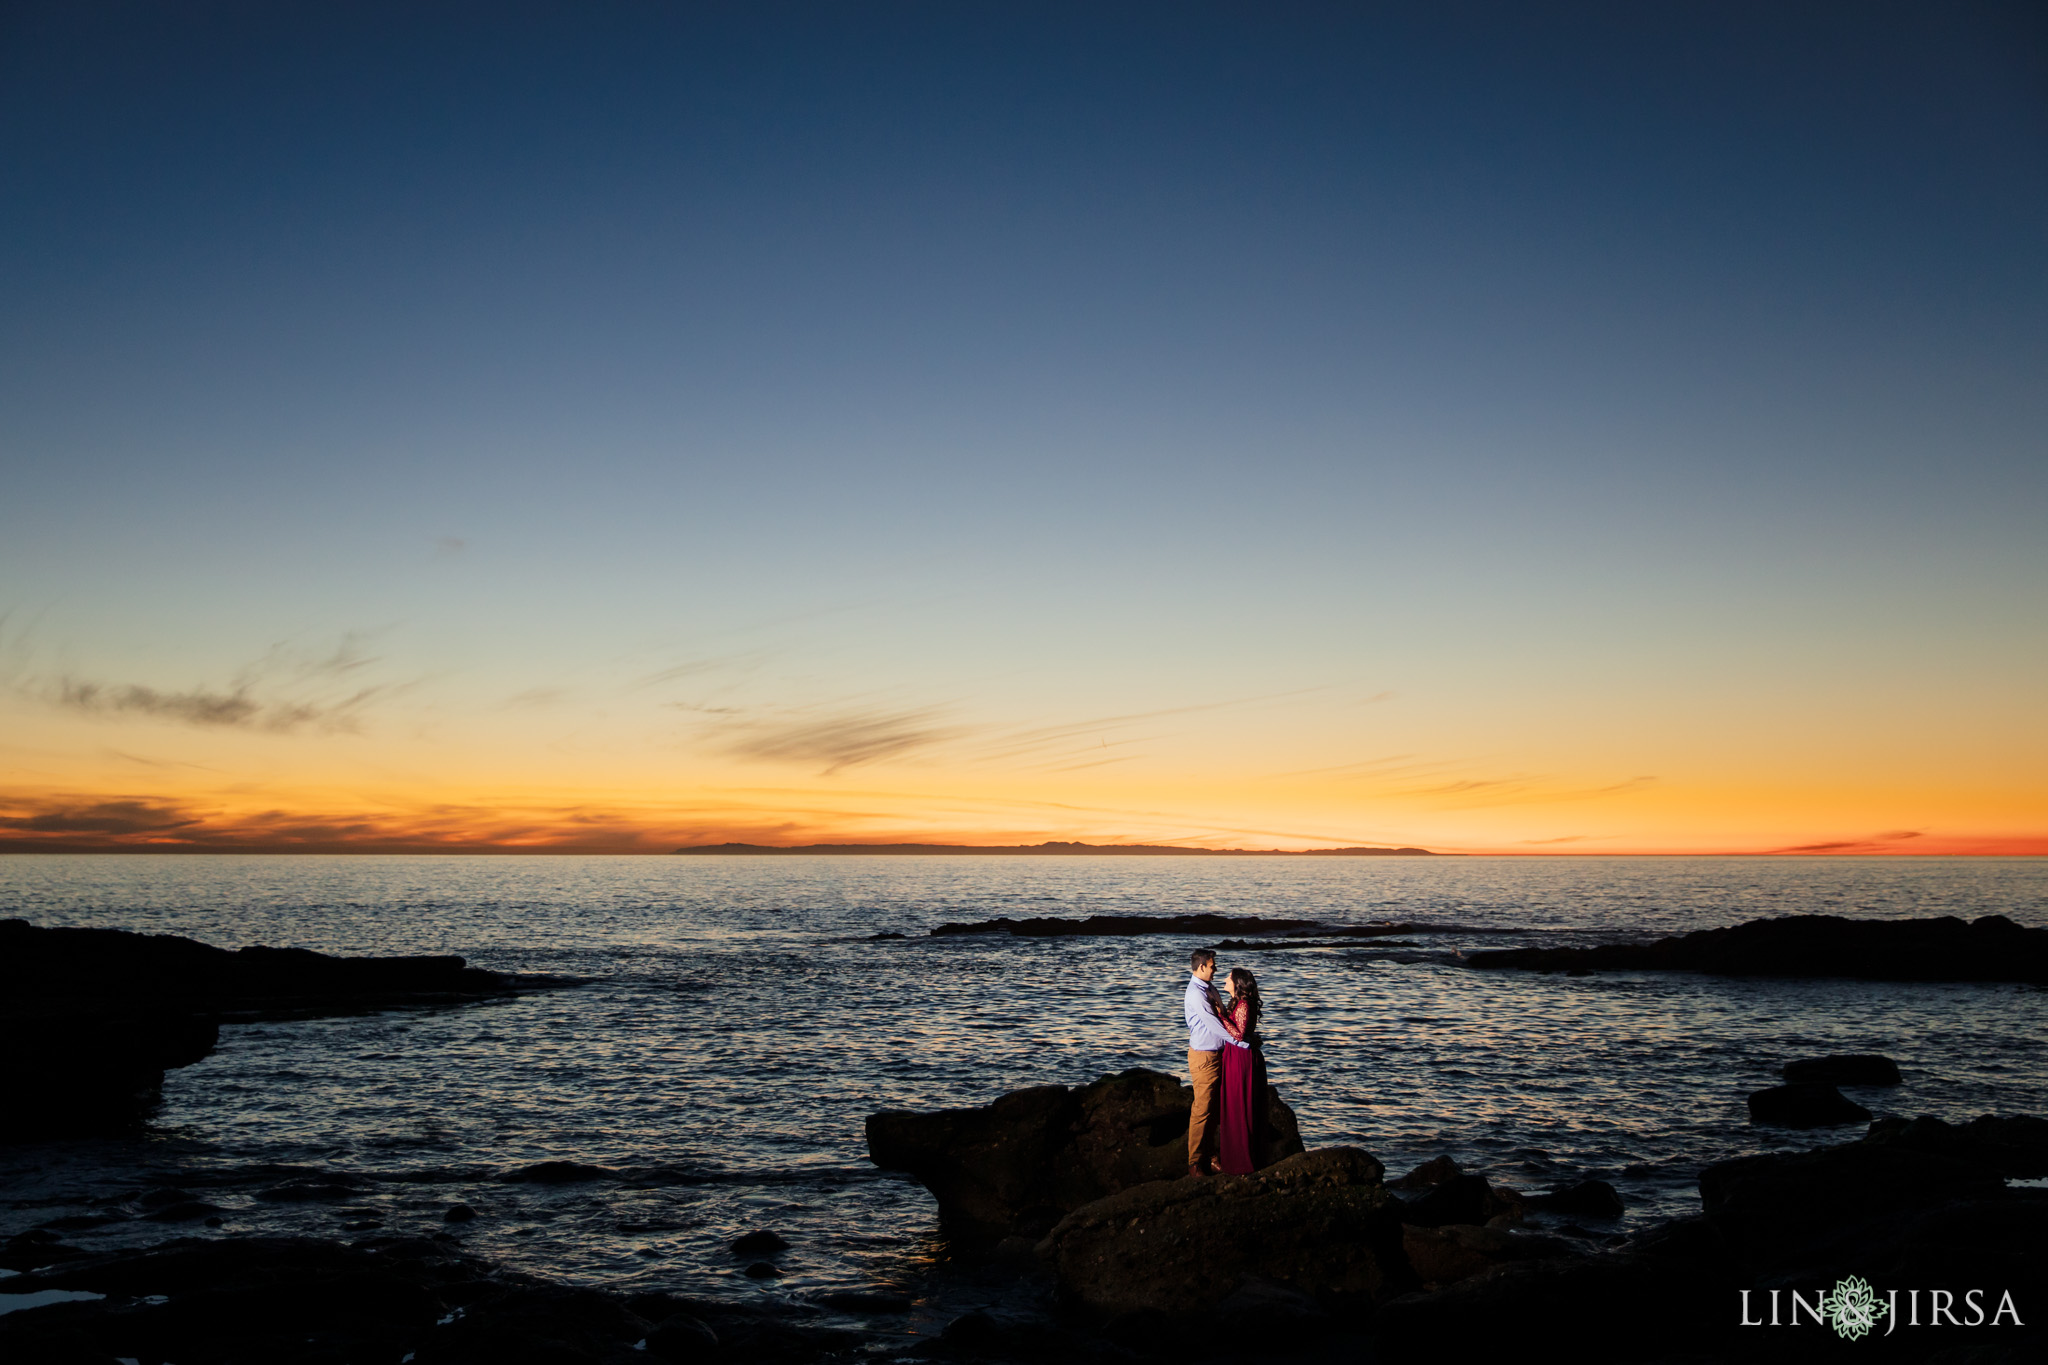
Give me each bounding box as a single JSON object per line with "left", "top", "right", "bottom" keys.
{"left": 1190, "top": 948, "right": 1216, "bottom": 971}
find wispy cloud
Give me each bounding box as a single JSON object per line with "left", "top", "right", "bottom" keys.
{"left": 1767, "top": 830, "right": 1924, "bottom": 854}
{"left": 719, "top": 704, "right": 972, "bottom": 775}
{"left": 33, "top": 634, "right": 399, "bottom": 734}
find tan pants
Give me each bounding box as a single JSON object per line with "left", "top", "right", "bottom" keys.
{"left": 1187, "top": 1048, "right": 1223, "bottom": 1168}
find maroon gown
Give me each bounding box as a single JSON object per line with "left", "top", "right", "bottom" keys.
{"left": 1216, "top": 997, "right": 1263, "bottom": 1175}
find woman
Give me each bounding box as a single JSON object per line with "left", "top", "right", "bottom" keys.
{"left": 1213, "top": 966, "right": 1268, "bottom": 1175}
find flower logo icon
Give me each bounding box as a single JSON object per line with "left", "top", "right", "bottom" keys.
{"left": 1820, "top": 1276, "right": 1888, "bottom": 1341}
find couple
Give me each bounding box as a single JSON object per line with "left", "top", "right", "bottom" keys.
{"left": 1182, "top": 946, "right": 1271, "bottom": 1178}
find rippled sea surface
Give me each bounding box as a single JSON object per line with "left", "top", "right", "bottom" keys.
{"left": 4, "top": 855, "right": 2045, "bottom": 1337}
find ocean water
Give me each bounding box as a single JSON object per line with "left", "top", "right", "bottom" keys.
{"left": 3, "top": 854, "right": 2045, "bottom": 1338}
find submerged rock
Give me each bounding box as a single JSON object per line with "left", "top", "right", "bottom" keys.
{"left": 1465, "top": 912, "right": 2048, "bottom": 983}
{"left": 1746, "top": 1082, "right": 1872, "bottom": 1128}
{"left": 865, "top": 1067, "right": 1304, "bottom": 1242}
{"left": 1782, "top": 1052, "right": 1901, "bottom": 1086}
{"left": 1036, "top": 1147, "right": 1415, "bottom": 1319}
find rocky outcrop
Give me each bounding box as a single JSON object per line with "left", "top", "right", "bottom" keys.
{"left": 0, "top": 1234, "right": 863, "bottom": 1365}
{"left": 865, "top": 1068, "right": 1304, "bottom": 1241}
{"left": 1746, "top": 1081, "right": 1872, "bottom": 1128}
{"left": 1379, "top": 1117, "right": 2048, "bottom": 1361}
{"left": 930, "top": 915, "right": 1493, "bottom": 939}
{"left": 1783, "top": 1052, "right": 1901, "bottom": 1086}
{"left": 1035, "top": 1147, "right": 1415, "bottom": 1319}
{"left": 0, "top": 919, "right": 577, "bottom": 1141}
{"left": 930, "top": 913, "right": 1321, "bottom": 937}
{"left": 1465, "top": 912, "right": 2048, "bottom": 982}
{"left": 1860, "top": 1112, "right": 2048, "bottom": 1177}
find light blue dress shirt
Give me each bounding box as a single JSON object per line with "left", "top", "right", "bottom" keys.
{"left": 1185, "top": 973, "right": 1241, "bottom": 1051}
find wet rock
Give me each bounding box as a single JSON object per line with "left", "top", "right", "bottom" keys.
{"left": 1388, "top": 1154, "right": 1462, "bottom": 1191}
{"left": 1036, "top": 1147, "right": 1416, "bottom": 1318}
{"left": 443, "top": 1204, "right": 478, "bottom": 1223}
{"left": 1528, "top": 1179, "right": 1625, "bottom": 1220}
{"left": 731, "top": 1229, "right": 789, "bottom": 1256}
{"left": 1466, "top": 912, "right": 2048, "bottom": 983}
{"left": 742, "top": 1261, "right": 783, "bottom": 1278}
{"left": 501, "top": 1160, "right": 614, "bottom": 1184}
{"left": 866, "top": 1068, "right": 1304, "bottom": 1242}
{"left": 1747, "top": 1082, "right": 1872, "bottom": 1128}
{"left": 1782, "top": 1052, "right": 1901, "bottom": 1086}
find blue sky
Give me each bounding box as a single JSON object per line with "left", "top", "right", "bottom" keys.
{"left": 2, "top": 2, "right": 2044, "bottom": 852}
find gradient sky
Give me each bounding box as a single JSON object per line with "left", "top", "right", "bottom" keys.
{"left": 3, "top": 1, "right": 2044, "bottom": 854}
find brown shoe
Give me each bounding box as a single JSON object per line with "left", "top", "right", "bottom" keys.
{"left": 1185, "top": 1163, "right": 1212, "bottom": 1179}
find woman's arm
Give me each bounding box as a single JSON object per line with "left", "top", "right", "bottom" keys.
{"left": 1219, "top": 997, "right": 1249, "bottom": 1042}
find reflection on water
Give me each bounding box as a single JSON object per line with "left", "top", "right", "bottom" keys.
{"left": 2, "top": 855, "right": 2043, "bottom": 1329}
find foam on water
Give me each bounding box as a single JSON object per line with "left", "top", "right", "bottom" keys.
{"left": 2, "top": 854, "right": 2043, "bottom": 1330}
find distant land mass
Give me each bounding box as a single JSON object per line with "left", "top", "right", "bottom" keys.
{"left": 672, "top": 841, "right": 1441, "bottom": 856}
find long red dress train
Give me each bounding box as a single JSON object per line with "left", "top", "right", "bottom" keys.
{"left": 1216, "top": 997, "right": 1263, "bottom": 1175}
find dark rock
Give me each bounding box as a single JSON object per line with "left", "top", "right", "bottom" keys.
{"left": 644, "top": 1313, "right": 719, "bottom": 1360}
{"left": 1400, "top": 1222, "right": 1582, "bottom": 1288}
{"left": 866, "top": 1068, "right": 1304, "bottom": 1242}
{"left": 444, "top": 1204, "right": 478, "bottom": 1223}
{"left": 502, "top": 1160, "right": 614, "bottom": 1184}
{"left": 0, "top": 918, "right": 577, "bottom": 1142}
{"left": 940, "top": 1309, "right": 1000, "bottom": 1345}
{"left": 1528, "top": 1179, "right": 1625, "bottom": 1219}
{"left": 1466, "top": 912, "right": 2048, "bottom": 983}
{"left": 1747, "top": 1082, "right": 1872, "bottom": 1128}
{"left": 0, "top": 1236, "right": 857, "bottom": 1365}
{"left": 1209, "top": 1278, "right": 1336, "bottom": 1350}
{"left": 868, "top": 931, "right": 907, "bottom": 940}
{"left": 1862, "top": 1112, "right": 2048, "bottom": 1177}
{"left": 1376, "top": 1245, "right": 1737, "bottom": 1360}
{"left": 1388, "top": 1154, "right": 1462, "bottom": 1191}
{"left": 1396, "top": 1174, "right": 1515, "bottom": 1228}
{"left": 1782, "top": 1052, "right": 1901, "bottom": 1086}
{"left": 1700, "top": 1139, "right": 2005, "bottom": 1263}
{"left": 742, "top": 1261, "right": 783, "bottom": 1278}
{"left": 815, "top": 1289, "right": 913, "bottom": 1314}
{"left": 730, "top": 1229, "right": 788, "bottom": 1256}
{"left": 1036, "top": 1147, "right": 1416, "bottom": 1317}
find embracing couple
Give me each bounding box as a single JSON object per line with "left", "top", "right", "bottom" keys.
{"left": 1182, "top": 946, "right": 1272, "bottom": 1178}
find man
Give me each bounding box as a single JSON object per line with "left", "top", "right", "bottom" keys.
{"left": 1183, "top": 947, "right": 1245, "bottom": 1177}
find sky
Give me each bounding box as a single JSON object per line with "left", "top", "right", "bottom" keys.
{"left": 2, "top": 1, "right": 2044, "bottom": 855}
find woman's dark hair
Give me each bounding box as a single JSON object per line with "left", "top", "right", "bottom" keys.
{"left": 1227, "top": 967, "right": 1262, "bottom": 1031}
